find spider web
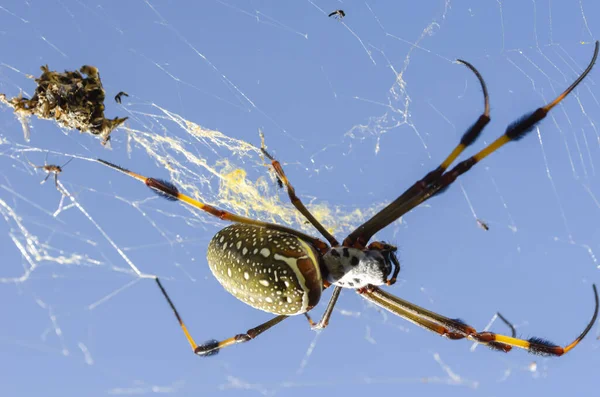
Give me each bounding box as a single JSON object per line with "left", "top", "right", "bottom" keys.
{"left": 1, "top": 1, "right": 599, "bottom": 396}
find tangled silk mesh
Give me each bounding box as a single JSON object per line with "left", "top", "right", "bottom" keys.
{"left": 117, "top": 106, "right": 385, "bottom": 235}
{"left": 1, "top": 1, "right": 600, "bottom": 396}
{"left": 0, "top": 103, "right": 385, "bottom": 282}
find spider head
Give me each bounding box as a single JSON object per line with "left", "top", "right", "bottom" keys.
{"left": 322, "top": 242, "right": 399, "bottom": 289}
{"left": 368, "top": 241, "right": 400, "bottom": 286}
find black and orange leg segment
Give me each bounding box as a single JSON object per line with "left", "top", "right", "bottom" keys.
{"left": 196, "top": 315, "right": 289, "bottom": 356}
{"left": 96, "top": 159, "right": 330, "bottom": 254}
{"left": 432, "top": 41, "right": 599, "bottom": 197}
{"left": 260, "top": 146, "right": 340, "bottom": 247}
{"left": 344, "top": 58, "right": 492, "bottom": 248}
{"left": 155, "top": 277, "right": 290, "bottom": 356}
{"left": 345, "top": 41, "right": 599, "bottom": 248}
{"left": 358, "top": 284, "right": 598, "bottom": 356}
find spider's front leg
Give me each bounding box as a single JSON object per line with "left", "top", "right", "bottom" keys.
{"left": 345, "top": 41, "right": 598, "bottom": 249}
{"left": 358, "top": 284, "right": 599, "bottom": 356}
{"left": 344, "top": 59, "right": 491, "bottom": 248}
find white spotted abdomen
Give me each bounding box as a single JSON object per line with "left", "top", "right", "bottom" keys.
{"left": 206, "top": 224, "right": 323, "bottom": 315}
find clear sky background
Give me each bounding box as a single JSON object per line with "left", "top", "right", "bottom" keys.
{"left": 1, "top": 1, "right": 599, "bottom": 396}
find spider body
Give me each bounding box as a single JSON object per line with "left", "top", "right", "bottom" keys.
{"left": 206, "top": 224, "right": 398, "bottom": 315}
{"left": 207, "top": 224, "right": 322, "bottom": 315}
{"left": 97, "top": 41, "right": 600, "bottom": 358}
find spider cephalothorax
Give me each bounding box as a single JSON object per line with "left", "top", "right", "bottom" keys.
{"left": 323, "top": 244, "right": 398, "bottom": 289}
{"left": 203, "top": 224, "right": 399, "bottom": 315}
{"left": 98, "top": 41, "right": 599, "bottom": 358}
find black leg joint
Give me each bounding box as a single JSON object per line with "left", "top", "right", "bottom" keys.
{"left": 422, "top": 166, "right": 444, "bottom": 186}
{"left": 461, "top": 114, "right": 491, "bottom": 146}
{"left": 505, "top": 108, "right": 548, "bottom": 141}
{"left": 234, "top": 334, "right": 252, "bottom": 343}
{"left": 446, "top": 157, "right": 476, "bottom": 181}
{"left": 195, "top": 339, "right": 220, "bottom": 357}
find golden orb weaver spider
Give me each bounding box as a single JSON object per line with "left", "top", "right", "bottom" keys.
{"left": 98, "top": 42, "right": 600, "bottom": 357}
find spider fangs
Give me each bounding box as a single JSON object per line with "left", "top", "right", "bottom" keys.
{"left": 98, "top": 42, "right": 600, "bottom": 358}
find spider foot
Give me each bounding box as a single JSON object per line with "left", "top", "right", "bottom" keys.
{"left": 310, "top": 322, "right": 328, "bottom": 331}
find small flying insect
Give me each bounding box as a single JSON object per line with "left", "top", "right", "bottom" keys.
{"left": 328, "top": 10, "right": 345, "bottom": 20}
{"left": 29, "top": 154, "right": 73, "bottom": 195}
{"left": 477, "top": 218, "right": 489, "bottom": 231}
{"left": 115, "top": 91, "right": 129, "bottom": 104}
{"left": 98, "top": 42, "right": 600, "bottom": 358}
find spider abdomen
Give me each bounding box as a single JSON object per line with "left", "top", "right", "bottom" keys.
{"left": 206, "top": 224, "right": 323, "bottom": 315}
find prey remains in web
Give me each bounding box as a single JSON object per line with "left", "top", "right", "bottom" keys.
{"left": 97, "top": 42, "right": 600, "bottom": 358}
{"left": 0, "top": 65, "right": 128, "bottom": 145}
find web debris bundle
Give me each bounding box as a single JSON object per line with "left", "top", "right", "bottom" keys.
{"left": 0, "top": 65, "right": 128, "bottom": 145}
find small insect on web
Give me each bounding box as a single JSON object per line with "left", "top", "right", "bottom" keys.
{"left": 27, "top": 153, "right": 73, "bottom": 196}
{"left": 328, "top": 10, "right": 346, "bottom": 20}
{"left": 476, "top": 219, "right": 489, "bottom": 231}
{"left": 96, "top": 41, "right": 599, "bottom": 358}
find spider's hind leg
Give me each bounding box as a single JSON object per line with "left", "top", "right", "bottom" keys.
{"left": 156, "top": 277, "right": 289, "bottom": 356}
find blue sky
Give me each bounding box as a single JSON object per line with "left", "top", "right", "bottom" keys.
{"left": 1, "top": 1, "right": 599, "bottom": 396}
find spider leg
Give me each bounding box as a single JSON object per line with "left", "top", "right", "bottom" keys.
{"left": 96, "top": 159, "right": 330, "bottom": 254}
{"left": 155, "top": 277, "right": 288, "bottom": 356}
{"left": 261, "top": 146, "right": 339, "bottom": 247}
{"left": 496, "top": 312, "right": 516, "bottom": 338}
{"left": 358, "top": 284, "right": 598, "bottom": 356}
{"left": 345, "top": 41, "right": 599, "bottom": 248}
{"left": 358, "top": 286, "right": 500, "bottom": 344}
{"left": 344, "top": 59, "right": 491, "bottom": 248}
{"left": 303, "top": 285, "right": 342, "bottom": 330}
